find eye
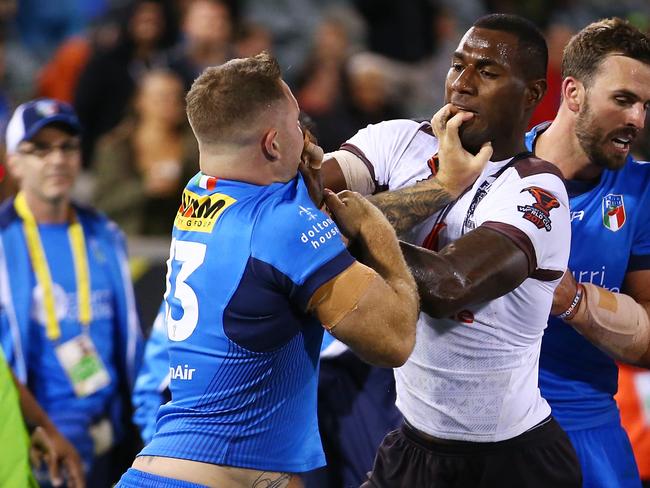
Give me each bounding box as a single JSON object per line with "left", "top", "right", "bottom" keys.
{"left": 614, "top": 96, "right": 632, "bottom": 106}
{"left": 451, "top": 63, "right": 463, "bottom": 72}
{"left": 480, "top": 70, "right": 497, "bottom": 79}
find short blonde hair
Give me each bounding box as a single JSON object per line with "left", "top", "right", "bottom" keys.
{"left": 186, "top": 51, "right": 284, "bottom": 144}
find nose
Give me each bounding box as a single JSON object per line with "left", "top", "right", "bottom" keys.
{"left": 449, "top": 67, "right": 477, "bottom": 96}
{"left": 627, "top": 102, "right": 647, "bottom": 129}
{"left": 45, "top": 146, "right": 67, "bottom": 165}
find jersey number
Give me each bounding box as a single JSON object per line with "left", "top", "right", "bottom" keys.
{"left": 164, "top": 239, "right": 206, "bottom": 341}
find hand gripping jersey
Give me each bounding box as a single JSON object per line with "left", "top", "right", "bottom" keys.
{"left": 140, "top": 172, "right": 354, "bottom": 472}
{"left": 527, "top": 123, "right": 650, "bottom": 430}
{"left": 344, "top": 119, "right": 570, "bottom": 441}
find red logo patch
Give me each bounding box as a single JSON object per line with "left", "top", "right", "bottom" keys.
{"left": 517, "top": 187, "right": 559, "bottom": 231}
{"left": 454, "top": 310, "right": 474, "bottom": 324}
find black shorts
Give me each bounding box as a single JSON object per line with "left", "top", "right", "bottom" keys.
{"left": 360, "top": 416, "right": 582, "bottom": 488}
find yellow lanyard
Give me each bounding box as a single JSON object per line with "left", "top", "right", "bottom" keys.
{"left": 14, "top": 192, "right": 92, "bottom": 341}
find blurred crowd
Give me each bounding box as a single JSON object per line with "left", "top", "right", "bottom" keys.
{"left": 0, "top": 0, "right": 648, "bottom": 232}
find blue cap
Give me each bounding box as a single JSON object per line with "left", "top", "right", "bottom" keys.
{"left": 5, "top": 98, "right": 81, "bottom": 154}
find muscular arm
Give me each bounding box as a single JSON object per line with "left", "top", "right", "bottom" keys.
{"left": 308, "top": 191, "right": 419, "bottom": 368}
{"left": 551, "top": 269, "right": 650, "bottom": 367}
{"left": 368, "top": 180, "right": 454, "bottom": 236}
{"left": 624, "top": 270, "right": 650, "bottom": 366}
{"left": 399, "top": 226, "right": 530, "bottom": 318}
{"left": 321, "top": 154, "right": 455, "bottom": 236}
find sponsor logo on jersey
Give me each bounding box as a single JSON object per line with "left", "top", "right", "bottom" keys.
{"left": 300, "top": 218, "right": 340, "bottom": 249}
{"left": 174, "top": 189, "right": 236, "bottom": 233}
{"left": 517, "top": 187, "right": 559, "bottom": 231}
{"left": 298, "top": 205, "right": 318, "bottom": 221}
{"left": 573, "top": 267, "right": 620, "bottom": 293}
{"left": 169, "top": 364, "right": 196, "bottom": 380}
{"left": 570, "top": 211, "right": 585, "bottom": 222}
{"left": 602, "top": 194, "right": 626, "bottom": 232}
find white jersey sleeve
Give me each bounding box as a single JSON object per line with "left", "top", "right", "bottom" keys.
{"left": 342, "top": 119, "right": 434, "bottom": 192}
{"left": 477, "top": 161, "right": 570, "bottom": 276}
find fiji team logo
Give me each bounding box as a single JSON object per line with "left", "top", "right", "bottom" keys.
{"left": 174, "top": 189, "right": 235, "bottom": 233}
{"left": 517, "top": 186, "right": 560, "bottom": 231}
{"left": 602, "top": 194, "right": 626, "bottom": 232}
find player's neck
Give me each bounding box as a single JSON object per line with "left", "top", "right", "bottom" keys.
{"left": 199, "top": 148, "right": 275, "bottom": 186}
{"left": 534, "top": 108, "right": 602, "bottom": 182}
{"left": 21, "top": 191, "right": 72, "bottom": 224}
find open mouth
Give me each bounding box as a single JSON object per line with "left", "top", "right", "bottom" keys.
{"left": 611, "top": 136, "right": 631, "bottom": 151}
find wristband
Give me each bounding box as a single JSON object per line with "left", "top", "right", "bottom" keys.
{"left": 557, "top": 283, "right": 584, "bottom": 320}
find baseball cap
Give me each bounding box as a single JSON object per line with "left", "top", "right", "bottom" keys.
{"left": 5, "top": 98, "right": 81, "bottom": 155}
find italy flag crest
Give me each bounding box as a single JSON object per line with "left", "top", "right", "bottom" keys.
{"left": 602, "top": 194, "right": 626, "bottom": 232}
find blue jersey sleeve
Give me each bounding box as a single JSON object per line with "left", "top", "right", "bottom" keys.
{"left": 251, "top": 181, "right": 355, "bottom": 311}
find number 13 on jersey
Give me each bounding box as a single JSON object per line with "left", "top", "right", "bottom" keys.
{"left": 164, "top": 238, "right": 207, "bottom": 341}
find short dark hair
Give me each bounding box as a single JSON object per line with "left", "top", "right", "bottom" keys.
{"left": 473, "top": 13, "right": 548, "bottom": 81}
{"left": 186, "top": 51, "right": 284, "bottom": 145}
{"left": 562, "top": 18, "right": 650, "bottom": 87}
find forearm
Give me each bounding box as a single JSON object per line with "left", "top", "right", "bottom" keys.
{"left": 367, "top": 178, "right": 454, "bottom": 236}
{"left": 344, "top": 224, "right": 419, "bottom": 366}
{"left": 564, "top": 283, "right": 650, "bottom": 366}
{"left": 399, "top": 228, "right": 529, "bottom": 318}
{"left": 356, "top": 218, "right": 417, "bottom": 294}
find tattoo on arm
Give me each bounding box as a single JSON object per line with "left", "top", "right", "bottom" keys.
{"left": 252, "top": 472, "right": 292, "bottom": 488}
{"left": 368, "top": 178, "right": 453, "bottom": 236}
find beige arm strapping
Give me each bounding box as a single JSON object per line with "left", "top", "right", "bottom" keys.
{"left": 325, "top": 150, "right": 376, "bottom": 196}
{"left": 566, "top": 283, "right": 650, "bottom": 363}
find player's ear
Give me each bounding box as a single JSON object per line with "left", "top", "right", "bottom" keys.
{"left": 261, "top": 129, "right": 280, "bottom": 162}
{"left": 525, "top": 78, "right": 547, "bottom": 111}
{"left": 562, "top": 76, "right": 584, "bottom": 114}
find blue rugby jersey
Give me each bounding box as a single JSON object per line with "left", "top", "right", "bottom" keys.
{"left": 140, "top": 172, "right": 354, "bottom": 472}
{"left": 527, "top": 123, "right": 650, "bottom": 430}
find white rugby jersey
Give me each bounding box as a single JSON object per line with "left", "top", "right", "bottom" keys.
{"left": 343, "top": 119, "right": 571, "bottom": 442}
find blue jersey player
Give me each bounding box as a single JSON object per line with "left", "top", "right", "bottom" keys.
{"left": 117, "top": 52, "right": 419, "bottom": 488}
{"left": 526, "top": 18, "right": 650, "bottom": 488}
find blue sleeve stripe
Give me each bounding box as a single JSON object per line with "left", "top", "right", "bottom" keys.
{"left": 627, "top": 254, "right": 650, "bottom": 272}
{"left": 295, "top": 250, "right": 356, "bottom": 310}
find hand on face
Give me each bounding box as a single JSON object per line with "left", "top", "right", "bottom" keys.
{"left": 299, "top": 126, "right": 325, "bottom": 206}
{"left": 431, "top": 103, "right": 493, "bottom": 197}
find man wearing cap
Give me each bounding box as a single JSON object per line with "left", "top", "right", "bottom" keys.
{"left": 0, "top": 98, "right": 143, "bottom": 487}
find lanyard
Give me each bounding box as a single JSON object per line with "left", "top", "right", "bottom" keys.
{"left": 14, "top": 192, "right": 92, "bottom": 341}
{"left": 428, "top": 151, "right": 533, "bottom": 241}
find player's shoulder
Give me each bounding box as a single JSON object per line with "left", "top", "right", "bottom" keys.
{"left": 511, "top": 153, "right": 564, "bottom": 182}
{"left": 351, "top": 119, "right": 431, "bottom": 140}
{"left": 252, "top": 178, "right": 335, "bottom": 246}
{"left": 251, "top": 180, "right": 347, "bottom": 279}
{"left": 623, "top": 156, "right": 650, "bottom": 179}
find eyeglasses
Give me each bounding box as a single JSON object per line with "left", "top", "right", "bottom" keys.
{"left": 18, "top": 139, "right": 81, "bottom": 158}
